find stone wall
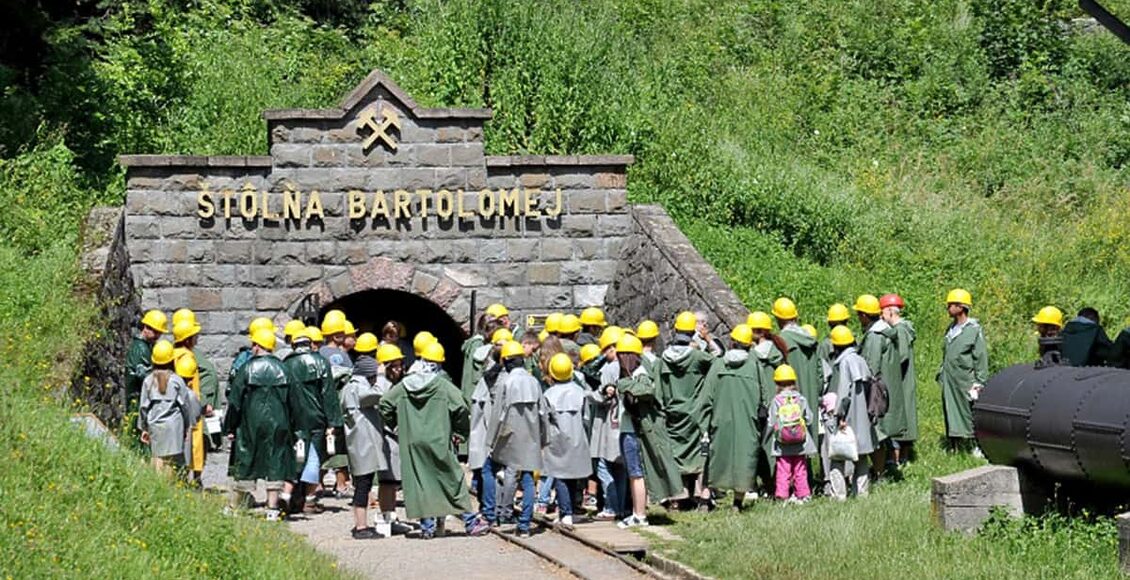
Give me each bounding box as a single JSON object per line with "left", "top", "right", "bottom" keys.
{"left": 604, "top": 205, "right": 749, "bottom": 340}
{"left": 74, "top": 207, "right": 140, "bottom": 427}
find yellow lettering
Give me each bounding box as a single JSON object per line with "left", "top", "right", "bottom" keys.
{"left": 239, "top": 183, "right": 258, "bottom": 219}
{"left": 221, "top": 189, "right": 234, "bottom": 219}
{"left": 260, "top": 191, "right": 279, "bottom": 220}
{"left": 435, "top": 189, "right": 454, "bottom": 219}
{"left": 197, "top": 190, "right": 215, "bottom": 219}
{"left": 347, "top": 190, "right": 366, "bottom": 219}
{"left": 545, "top": 187, "right": 563, "bottom": 218}
{"left": 498, "top": 187, "right": 520, "bottom": 217}
{"left": 369, "top": 190, "right": 389, "bottom": 219}
{"left": 283, "top": 187, "right": 302, "bottom": 219}
{"left": 478, "top": 188, "right": 495, "bottom": 218}
{"left": 306, "top": 190, "right": 324, "bottom": 219}
{"left": 524, "top": 188, "right": 541, "bottom": 218}
{"left": 393, "top": 189, "right": 412, "bottom": 219}
{"left": 416, "top": 189, "right": 431, "bottom": 219}
{"left": 457, "top": 189, "right": 474, "bottom": 219}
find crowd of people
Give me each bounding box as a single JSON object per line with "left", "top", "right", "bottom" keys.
{"left": 124, "top": 288, "right": 1011, "bottom": 539}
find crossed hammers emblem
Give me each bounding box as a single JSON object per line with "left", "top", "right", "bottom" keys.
{"left": 357, "top": 105, "right": 401, "bottom": 151}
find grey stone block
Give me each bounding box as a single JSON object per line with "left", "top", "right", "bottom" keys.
{"left": 306, "top": 241, "right": 336, "bottom": 264}
{"left": 271, "top": 144, "right": 310, "bottom": 167}
{"left": 507, "top": 239, "right": 540, "bottom": 262}
{"left": 491, "top": 263, "right": 526, "bottom": 287}
{"left": 567, "top": 190, "right": 607, "bottom": 213}
{"left": 186, "top": 287, "right": 223, "bottom": 311}
{"left": 572, "top": 239, "right": 603, "bottom": 260}
{"left": 553, "top": 173, "right": 595, "bottom": 189}
{"left": 931, "top": 466, "right": 1024, "bottom": 534}
{"left": 125, "top": 216, "right": 161, "bottom": 240}
{"left": 215, "top": 241, "right": 253, "bottom": 264}
{"left": 597, "top": 214, "right": 633, "bottom": 237}
{"left": 478, "top": 239, "right": 508, "bottom": 263}
{"left": 451, "top": 143, "right": 484, "bottom": 166}
{"left": 540, "top": 238, "right": 572, "bottom": 261}
{"left": 1118, "top": 512, "right": 1130, "bottom": 574}
{"left": 527, "top": 263, "right": 561, "bottom": 285}
{"left": 415, "top": 144, "right": 451, "bottom": 167}
{"left": 269, "top": 242, "right": 306, "bottom": 265}
{"left": 573, "top": 285, "right": 608, "bottom": 308}
{"left": 255, "top": 289, "right": 294, "bottom": 310}
{"left": 312, "top": 145, "right": 348, "bottom": 167}
{"left": 562, "top": 215, "right": 595, "bottom": 237}
{"left": 443, "top": 265, "right": 491, "bottom": 288}
{"left": 435, "top": 168, "right": 467, "bottom": 189}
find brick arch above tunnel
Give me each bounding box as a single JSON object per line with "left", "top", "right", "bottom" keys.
{"left": 277, "top": 256, "right": 472, "bottom": 333}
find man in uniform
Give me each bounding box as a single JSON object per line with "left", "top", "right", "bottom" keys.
{"left": 223, "top": 327, "right": 298, "bottom": 521}
{"left": 127, "top": 309, "right": 168, "bottom": 410}
{"left": 939, "top": 289, "right": 989, "bottom": 455}
{"left": 877, "top": 294, "right": 917, "bottom": 469}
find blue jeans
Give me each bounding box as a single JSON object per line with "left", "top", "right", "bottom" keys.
{"left": 554, "top": 478, "right": 576, "bottom": 517}
{"left": 620, "top": 433, "right": 645, "bottom": 478}
{"left": 419, "top": 512, "right": 479, "bottom": 535}
{"left": 482, "top": 457, "right": 535, "bottom": 531}
{"left": 594, "top": 458, "right": 627, "bottom": 516}
{"left": 537, "top": 474, "right": 556, "bottom": 505}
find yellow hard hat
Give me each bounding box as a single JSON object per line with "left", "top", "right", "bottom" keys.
{"left": 251, "top": 328, "right": 277, "bottom": 351}
{"left": 283, "top": 319, "right": 306, "bottom": 338}
{"left": 175, "top": 352, "right": 198, "bottom": 379}
{"left": 321, "top": 310, "right": 346, "bottom": 336}
{"left": 830, "top": 325, "right": 855, "bottom": 347}
{"left": 545, "top": 312, "right": 564, "bottom": 334}
{"left": 377, "top": 343, "right": 405, "bottom": 364}
{"left": 580, "top": 343, "right": 602, "bottom": 365}
{"left": 355, "top": 332, "right": 379, "bottom": 354}
{"left": 248, "top": 317, "right": 275, "bottom": 336}
{"left": 343, "top": 320, "right": 357, "bottom": 336}
{"left": 173, "top": 320, "right": 201, "bottom": 343}
{"left": 141, "top": 310, "right": 169, "bottom": 333}
{"left": 853, "top": 294, "right": 881, "bottom": 316}
{"left": 559, "top": 314, "right": 582, "bottom": 334}
{"left": 413, "top": 331, "right": 437, "bottom": 355}
{"left": 616, "top": 333, "right": 643, "bottom": 355}
{"left": 491, "top": 328, "right": 514, "bottom": 345}
{"left": 636, "top": 320, "right": 660, "bottom": 340}
{"left": 801, "top": 324, "right": 818, "bottom": 338}
{"left": 421, "top": 341, "right": 445, "bottom": 363}
{"left": 772, "top": 298, "right": 798, "bottom": 320}
{"left": 773, "top": 364, "right": 798, "bottom": 383}
{"left": 730, "top": 324, "right": 754, "bottom": 346}
{"left": 827, "top": 303, "right": 850, "bottom": 323}
{"left": 946, "top": 288, "right": 973, "bottom": 308}
{"left": 486, "top": 303, "right": 510, "bottom": 318}
{"left": 599, "top": 326, "right": 625, "bottom": 351}
{"left": 675, "top": 311, "right": 697, "bottom": 333}
{"left": 1032, "top": 306, "right": 1064, "bottom": 328}
{"left": 305, "top": 326, "right": 324, "bottom": 343}
{"left": 500, "top": 340, "right": 525, "bottom": 359}
{"left": 538, "top": 329, "right": 549, "bottom": 343}
{"left": 172, "top": 308, "right": 196, "bottom": 328}
{"left": 151, "top": 340, "right": 175, "bottom": 365}
{"left": 549, "top": 353, "right": 575, "bottom": 382}
{"left": 580, "top": 307, "right": 608, "bottom": 328}
{"left": 746, "top": 311, "right": 772, "bottom": 331}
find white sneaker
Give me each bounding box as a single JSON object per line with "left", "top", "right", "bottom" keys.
{"left": 972, "top": 446, "right": 985, "bottom": 459}
{"left": 617, "top": 515, "right": 649, "bottom": 529}
{"left": 558, "top": 515, "right": 574, "bottom": 530}
{"left": 265, "top": 509, "right": 281, "bottom": 522}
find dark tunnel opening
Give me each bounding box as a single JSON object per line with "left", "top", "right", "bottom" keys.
{"left": 320, "top": 289, "right": 466, "bottom": 381}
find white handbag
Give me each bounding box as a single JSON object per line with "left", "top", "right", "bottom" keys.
{"left": 294, "top": 439, "right": 307, "bottom": 464}
{"left": 828, "top": 426, "right": 859, "bottom": 462}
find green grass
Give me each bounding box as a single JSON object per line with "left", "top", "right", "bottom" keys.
{"left": 0, "top": 245, "right": 345, "bottom": 578}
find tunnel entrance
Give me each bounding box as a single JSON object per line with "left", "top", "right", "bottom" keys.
{"left": 320, "top": 289, "right": 467, "bottom": 381}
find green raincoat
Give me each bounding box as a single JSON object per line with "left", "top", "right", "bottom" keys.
{"left": 700, "top": 349, "right": 761, "bottom": 492}
{"left": 618, "top": 368, "right": 683, "bottom": 501}
{"left": 859, "top": 320, "right": 894, "bottom": 441}
{"left": 655, "top": 345, "right": 714, "bottom": 475}
{"left": 379, "top": 371, "right": 473, "bottom": 519}
{"left": 780, "top": 324, "right": 821, "bottom": 445}
{"left": 283, "top": 346, "right": 338, "bottom": 458}
{"left": 939, "top": 319, "right": 989, "bottom": 439}
{"left": 751, "top": 340, "right": 784, "bottom": 478}
{"left": 196, "top": 356, "right": 221, "bottom": 409}
{"left": 878, "top": 320, "right": 918, "bottom": 441}
{"left": 461, "top": 335, "right": 487, "bottom": 401}
{"left": 125, "top": 335, "right": 152, "bottom": 406}
{"left": 224, "top": 353, "right": 297, "bottom": 482}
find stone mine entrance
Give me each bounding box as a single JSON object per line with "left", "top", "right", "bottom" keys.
{"left": 320, "top": 288, "right": 465, "bottom": 380}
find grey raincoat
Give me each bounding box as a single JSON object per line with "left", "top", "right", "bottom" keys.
{"left": 468, "top": 363, "right": 506, "bottom": 470}
{"left": 341, "top": 373, "right": 400, "bottom": 480}
{"left": 586, "top": 359, "right": 621, "bottom": 462}
{"left": 541, "top": 380, "right": 593, "bottom": 479}
{"left": 489, "top": 367, "right": 543, "bottom": 471}
{"left": 829, "top": 346, "right": 877, "bottom": 455}
{"left": 138, "top": 370, "right": 201, "bottom": 459}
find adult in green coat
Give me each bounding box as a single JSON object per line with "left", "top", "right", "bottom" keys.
{"left": 878, "top": 295, "right": 918, "bottom": 464}
{"left": 751, "top": 332, "right": 785, "bottom": 485}
{"left": 378, "top": 346, "right": 489, "bottom": 538}
{"left": 699, "top": 327, "right": 762, "bottom": 509}
{"left": 655, "top": 331, "right": 714, "bottom": 491}
{"left": 615, "top": 335, "right": 683, "bottom": 529}
{"left": 283, "top": 333, "right": 338, "bottom": 509}
{"left": 223, "top": 330, "right": 297, "bottom": 520}
{"left": 774, "top": 301, "right": 822, "bottom": 450}
{"left": 939, "top": 289, "right": 989, "bottom": 450}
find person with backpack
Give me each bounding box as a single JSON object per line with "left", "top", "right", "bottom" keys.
{"left": 825, "top": 325, "right": 877, "bottom": 501}
{"left": 772, "top": 298, "right": 821, "bottom": 479}
{"left": 854, "top": 294, "right": 894, "bottom": 477}
{"left": 768, "top": 365, "right": 816, "bottom": 502}
{"left": 878, "top": 294, "right": 918, "bottom": 469}
{"left": 700, "top": 324, "right": 762, "bottom": 511}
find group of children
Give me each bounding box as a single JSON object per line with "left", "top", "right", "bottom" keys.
{"left": 131, "top": 292, "right": 929, "bottom": 538}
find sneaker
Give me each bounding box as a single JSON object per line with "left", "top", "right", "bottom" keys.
{"left": 420, "top": 530, "right": 435, "bottom": 540}
{"left": 534, "top": 504, "right": 548, "bottom": 515}
{"left": 558, "top": 515, "right": 574, "bottom": 531}
{"left": 390, "top": 521, "right": 414, "bottom": 535}
{"left": 516, "top": 528, "right": 532, "bottom": 539}
{"left": 265, "top": 509, "right": 281, "bottom": 522}
{"left": 303, "top": 501, "right": 325, "bottom": 515}
{"left": 466, "top": 518, "right": 491, "bottom": 537}
{"left": 617, "top": 515, "right": 649, "bottom": 529}
{"left": 351, "top": 527, "right": 380, "bottom": 540}
{"left": 594, "top": 510, "right": 617, "bottom": 521}
{"left": 583, "top": 495, "right": 598, "bottom": 509}
{"left": 972, "top": 446, "right": 985, "bottom": 459}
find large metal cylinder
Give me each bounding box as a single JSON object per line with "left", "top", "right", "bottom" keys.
{"left": 975, "top": 364, "right": 1130, "bottom": 489}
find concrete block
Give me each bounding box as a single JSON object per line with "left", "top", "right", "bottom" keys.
{"left": 1117, "top": 512, "right": 1130, "bottom": 574}
{"left": 931, "top": 465, "right": 1024, "bottom": 534}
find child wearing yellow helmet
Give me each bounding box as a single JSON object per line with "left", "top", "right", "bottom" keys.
{"left": 541, "top": 352, "right": 592, "bottom": 530}
{"left": 140, "top": 339, "right": 200, "bottom": 473}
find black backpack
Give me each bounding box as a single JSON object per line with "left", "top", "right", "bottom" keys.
{"left": 865, "top": 375, "right": 889, "bottom": 424}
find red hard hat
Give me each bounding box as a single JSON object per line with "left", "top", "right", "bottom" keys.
{"left": 879, "top": 293, "right": 905, "bottom": 309}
